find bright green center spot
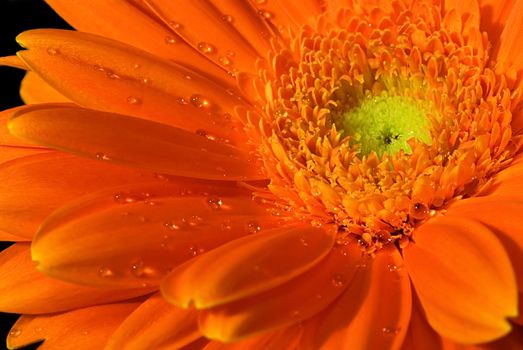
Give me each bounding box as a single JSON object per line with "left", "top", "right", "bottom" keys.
{"left": 342, "top": 95, "right": 432, "bottom": 157}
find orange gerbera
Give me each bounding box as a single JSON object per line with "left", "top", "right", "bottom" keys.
{"left": 1, "top": 0, "right": 523, "bottom": 349}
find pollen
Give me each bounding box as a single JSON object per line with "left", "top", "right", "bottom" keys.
{"left": 239, "top": 1, "right": 523, "bottom": 253}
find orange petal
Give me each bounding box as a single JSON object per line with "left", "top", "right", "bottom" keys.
{"left": 0, "top": 106, "right": 46, "bottom": 148}
{"left": 444, "top": 0, "right": 480, "bottom": 30}
{"left": 0, "top": 146, "right": 49, "bottom": 166}
{"left": 401, "top": 293, "right": 444, "bottom": 350}
{"left": 32, "top": 181, "right": 279, "bottom": 288}
{"left": 478, "top": 0, "right": 517, "bottom": 44}
{"left": 302, "top": 247, "right": 411, "bottom": 350}
{"left": 16, "top": 29, "right": 246, "bottom": 143}
{"left": 20, "top": 72, "right": 70, "bottom": 104}
{"left": 0, "top": 151, "right": 164, "bottom": 238}
{"left": 44, "top": 0, "right": 231, "bottom": 85}
{"left": 0, "top": 243, "right": 152, "bottom": 314}
{"left": 143, "top": 0, "right": 265, "bottom": 74}
{"left": 252, "top": 0, "right": 323, "bottom": 32}
{"left": 404, "top": 216, "right": 517, "bottom": 344}
{"left": 0, "top": 55, "right": 28, "bottom": 70}
{"left": 198, "top": 244, "right": 365, "bottom": 342}
{"left": 105, "top": 292, "right": 200, "bottom": 350}
{"left": 7, "top": 301, "right": 139, "bottom": 350}
{"left": 491, "top": 0, "right": 523, "bottom": 74}
{"left": 8, "top": 104, "right": 264, "bottom": 180}
{"left": 489, "top": 160, "right": 523, "bottom": 196}
{"left": 202, "top": 325, "right": 302, "bottom": 350}
{"left": 162, "top": 224, "right": 336, "bottom": 309}
{"left": 445, "top": 197, "right": 523, "bottom": 290}
{"left": 0, "top": 230, "right": 28, "bottom": 242}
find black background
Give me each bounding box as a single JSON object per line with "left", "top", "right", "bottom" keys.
{"left": 0, "top": 1, "right": 71, "bottom": 347}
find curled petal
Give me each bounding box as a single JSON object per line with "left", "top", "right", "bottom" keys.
{"left": 162, "top": 224, "right": 336, "bottom": 309}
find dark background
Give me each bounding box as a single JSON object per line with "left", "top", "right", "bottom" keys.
{"left": 0, "top": 1, "right": 71, "bottom": 347}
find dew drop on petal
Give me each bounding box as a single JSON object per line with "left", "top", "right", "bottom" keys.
{"left": 95, "top": 152, "right": 111, "bottom": 161}
{"left": 46, "top": 48, "right": 59, "bottom": 55}
{"left": 382, "top": 327, "right": 400, "bottom": 335}
{"left": 127, "top": 96, "right": 142, "bottom": 105}
{"left": 8, "top": 328, "right": 21, "bottom": 338}
{"left": 107, "top": 72, "right": 120, "bottom": 79}
{"left": 197, "top": 42, "right": 216, "bottom": 55}
{"left": 163, "top": 220, "right": 180, "bottom": 231}
{"left": 207, "top": 196, "right": 223, "bottom": 209}
{"left": 331, "top": 274, "right": 345, "bottom": 287}
{"left": 221, "top": 14, "right": 233, "bottom": 23}
{"left": 164, "top": 36, "right": 177, "bottom": 45}
{"left": 176, "top": 97, "right": 189, "bottom": 105}
{"left": 168, "top": 21, "right": 182, "bottom": 29}
{"left": 34, "top": 327, "right": 42, "bottom": 333}
{"left": 190, "top": 95, "right": 211, "bottom": 109}
{"left": 409, "top": 202, "right": 429, "bottom": 220}
{"left": 246, "top": 220, "right": 261, "bottom": 233}
{"left": 98, "top": 266, "right": 115, "bottom": 278}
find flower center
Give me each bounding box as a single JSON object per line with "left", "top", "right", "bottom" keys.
{"left": 342, "top": 94, "right": 432, "bottom": 157}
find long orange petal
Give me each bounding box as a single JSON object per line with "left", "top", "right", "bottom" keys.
{"left": 105, "top": 292, "right": 200, "bottom": 350}
{"left": 44, "top": 0, "right": 231, "bottom": 85}
{"left": 404, "top": 216, "right": 517, "bottom": 344}
{"left": 0, "top": 244, "right": 152, "bottom": 314}
{"left": 301, "top": 247, "right": 411, "bottom": 350}
{"left": 7, "top": 302, "right": 139, "bottom": 350}
{"left": 198, "top": 244, "right": 365, "bottom": 341}
{"left": 490, "top": 0, "right": 523, "bottom": 74}
{"left": 16, "top": 29, "right": 247, "bottom": 144}
{"left": 0, "top": 146, "right": 49, "bottom": 166}
{"left": 0, "top": 152, "right": 164, "bottom": 238}
{"left": 401, "top": 293, "right": 444, "bottom": 350}
{"left": 445, "top": 197, "right": 523, "bottom": 290}
{"left": 0, "top": 230, "right": 28, "bottom": 242}
{"left": 143, "top": 0, "right": 264, "bottom": 74}
{"left": 0, "top": 106, "right": 46, "bottom": 148}
{"left": 0, "top": 55, "right": 28, "bottom": 70}
{"left": 478, "top": 0, "right": 517, "bottom": 45}
{"left": 20, "top": 72, "right": 70, "bottom": 104}
{"left": 32, "top": 181, "right": 279, "bottom": 288}
{"left": 162, "top": 224, "right": 336, "bottom": 309}
{"left": 8, "top": 104, "right": 264, "bottom": 181}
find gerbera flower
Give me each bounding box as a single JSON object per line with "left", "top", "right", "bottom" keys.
{"left": 1, "top": 0, "right": 522, "bottom": 348}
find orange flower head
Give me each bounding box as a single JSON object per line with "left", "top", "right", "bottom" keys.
{"left": 0, "top": 0, "right": 522, "bottom": 349}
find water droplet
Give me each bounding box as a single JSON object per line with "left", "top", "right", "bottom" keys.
{"left": 299, "top": 237, "right": 309, "bottom": 246}
{"left": 140, "top": 77, "right": 151, "bottom": 84}
{"left": 95, "top": 152, "right": 111, "bottom": 161}
{"left": 34, "top": 327, "right": 42, "bottom": 333}
{"left": 387, "top": 264, "right": 402, "bottom": 272}
{"left": 82, "top": 330, "right": 90, "bottom": 335}
{"left": 258, "top": 10, "right": 273, "bottom": 19}
{"left": 188, "top": 245, "right": 205, "bottom": 257}
{"left": 107, "top": 72, "right": 120, "bottom": 79}
{"left": 168, "top": 21, "right": 182, "bottom": 29}
{"left": 226, "top": 50, "right": 235, "bottom": 58}
{"left": 190, "top": 95, "right": 211, "bottom": 109}
{"left": 8, "top": 328, "right": 21, "bottom": 338}
{"left": 164, "top": 36, "right": 177, "bottom": 45}
{"left": 113, "top": 192, "right": 138, "bottom": 203}
{"left": 207, "top": 196, "right": 223, "bottom": 209}
{"left": 133, "top": 63, "right": 141, "bottom": 69}
{"left": 221, "top": 14, "right": 233, "bottom": 23}
{"left": 220, "top": 220, "right": 233, "bottom": 231}
{"left": 184, "top": 74, "right": 193, "bottom": 80}
{"left": 176, "top": 97, "right": 189, "bottom": 105}
{"left": 219, "top": 56, "right": 233, "bottom": 67}
{"left": 130, "top": 259, "right": 149, "bottom": 277}
{"left": 47, "top": 48, "right": 59, "bottom": 55}
{"left": 410, "top": 202, "right": 429, "bottom": 220}
{"left": 98, "top": 266, "right": 115, "bottom": 278}
{"left": 163, "top": 220, "right": 180, "bottom": 231}
{"left": 197, "top": 42, "right": 216, "bottom": 55}
{"left": 183, "top": 215, "right": 203, "bottom": 226}
{"left": 246, "top": 221, "right": 261, "bottom": 233}
{"left": 382, "top": 327, "right": 399, "bottom": 335}
{"left": 127, "top": 96, "right": 142, "bottom": 105}
{"left": 331, "top": 274, "right": 345, "bottom": 287}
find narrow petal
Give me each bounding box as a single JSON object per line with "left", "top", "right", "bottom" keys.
{"left": 44, "top": 0, "right": 230, "bottom": 85}
{"left": 0, "top": 244, "right": 152, "bottom": 314}
{"left": 0, "top": 146, "right": 49, "bottom": 166}
{"left": 404, "top": 216, "right": 517, "bottom": 344}
{"left": 162, "top": 224, "right": 336, "bottom": 309}
{"left": 202, "top": 326, "right": 302, "bottom": 350}
{"left": 302, "top": 247, "right": 411, "bottom": 350}
{"left": 252, "top": 0, "right": 323, "bottom": 31}
{"left": 0, "top": 55, "right": 28, "bottom": 70}
{"left": 491, "top": 0, "right": 523, "bottom": 74}
{"left": 0, "top": 151, "right": 164, "bottom": 238}
{"left": 0, "top": 106, "right": 45, "bottom": 148}
{"left": 444, "top": 0, "right": 480, "bottom": 30}
{"left": 445, "top": 197, "right": 523, "bottom": 290}
{"left": 0, "top": 230, "right": 28, "bottom": 242}
{"left": 105, "top": 293, "right": 200, "bottom": 350}
{"left": 143, "top": 0, "right": 264, "bottom": 74}
{"left": 478, "top": 0, "right": 517, "bottom": 44}
{"left": 401, "top": 294, "right": 444, "bottom": 350}
{"left": 16, "top": 29, "right": 246, "bottom": 143}
{"left": 20, "top": 72, "right": 70, "bottom": 104}
{"left": 198, "top": 244, "right": 366, "bottom": 342}
{"left": 8, "top": 104, "right": 264, "bottom": 180}
{"left": 7, "top": 302, "right": 139, "bottom": 350}
{"left": 32, "top": 181, "right": 279, "bottom": 288}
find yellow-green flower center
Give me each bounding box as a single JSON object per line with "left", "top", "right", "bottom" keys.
{"left": 342, "top": 95, "right": 432, "bottom": 157}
